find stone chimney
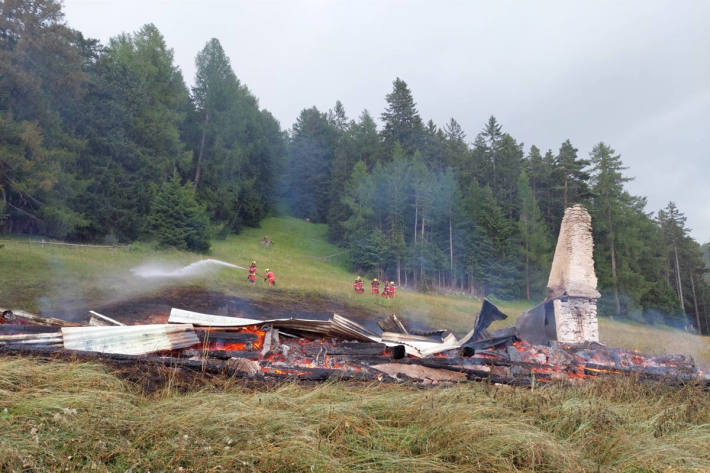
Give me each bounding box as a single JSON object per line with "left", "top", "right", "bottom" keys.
{"left": 546, "top": 205, "right": 601, "bottom": 344}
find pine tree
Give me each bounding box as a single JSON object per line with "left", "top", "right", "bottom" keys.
{"left": 73, "top": 24, "right": 190, "bottom": 241}
{"left": 191, "top": 38, "right": 237, "bottom": 190}
{"left": 149, "top": 173, "right": 210, "bottom": 252}
{"left": 555, "top": 139, "right": 590, "bottom": 208}
{"left": 190, "top": 38, "right": 286, "bottom": 232}
{"left": 419, "top": 119, "right": 445, "bottom": 170}
{"left": 539, "top": 149, "right": 560, "bottom": 233}
{"left": 325, "top": 101, "right": 352, "bottom": 241}
{"left": 525, "top": 146, "right": 547, "bottom": 204}
{"left": 328, "top": 100, "right": 348, "bottom": 131}
{"left": 518, "top": 170, "right": 552, "bottom": 300}
{"left": 380, "top": 77, "right": 423, "bottom": 154}
{"left": 476, "top": 116, "right": 503, "bottom": 186}
{"left": 0, "top": 0, "right": 86, "bottom": 237}
{"left": 380, "top": 144, "right": 412, "bottom": 283}
{"left": 340, "top": 161, "right": 380, "bottom": 273}
{"left": 589, "top": 142, "right": 631, "bottom": 315}
{"left": 0, "top": 113, "right": 86, "bottom": 237}
{"left": 471, "top": 117, "right": 523, "bottom": 218}
{"left": 287, "top": 107, "right": 337, "bottom": 222}
{"left": 0, "top": 0, "right": 84, "bottom": 129}
{"left": 657, "top": 202, "right": 690, "bottom": 323}
{"left": 443, "top": 118, "right": 468, "bottom": 171}
{"left": 350, "top": 110, "right": 382, "bottom": 170}
{"left": 438, "top": 168, "right": 458, "bottom": 281}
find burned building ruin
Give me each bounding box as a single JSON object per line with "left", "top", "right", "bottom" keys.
{"left": 3, "top": 205, "right": 707, "bottom": 387}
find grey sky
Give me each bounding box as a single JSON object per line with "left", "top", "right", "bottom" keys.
{"left": 62, "top": 0, "right": 710, "bottom": 241}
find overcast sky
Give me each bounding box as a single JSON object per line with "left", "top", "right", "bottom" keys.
{"left": 62, "top": 0, "right": 710, "bottom": 241}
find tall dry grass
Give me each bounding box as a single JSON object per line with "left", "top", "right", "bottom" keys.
{"left": 0, "top": 357, "right": 709, "bottom": 473}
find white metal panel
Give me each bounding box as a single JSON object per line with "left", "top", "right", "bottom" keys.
{"left": 169, "top": 308, "right": 264, "bottom": 327}
{"left": 88, "top": 310, "right": 124, "bottom": 326}
{"left": 62, "top": 324, "right": 198, "bottom": 355}
{"left": 379, "top": 332, "right": 461, "bottom": 358}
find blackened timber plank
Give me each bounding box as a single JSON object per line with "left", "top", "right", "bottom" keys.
{"left": 261, "top": 366, "right": 374, "bottom": 381}
{"left": 0, "top": 308, "right": 81, "bottom": 326}
{"left": 327, "top": 342, "right": 388, "bottom": 355}
{"left": 182, "top": 349, "right": 260, "bottom": 360}
{"left": 0, "top": 324, "right": 62, "bottom": 334}
{"left": 304, "top": 342, "right": 389, "bottom": 357}
{"left": 195, "top": 330, "right": 259, "bottom": 343}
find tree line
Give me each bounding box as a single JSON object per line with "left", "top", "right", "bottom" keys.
{"left": 285, "top": 79, "right": 710, "bottom": 333}
{"left": 1, "top": 0, "right": 708, "bottom": 332}
{"left": 0, "top": 0, "right": 285, "bottom": 251}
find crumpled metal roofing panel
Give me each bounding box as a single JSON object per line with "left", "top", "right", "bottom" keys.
{"left": 62, "top": 324, "right": 198, "bottom": 355}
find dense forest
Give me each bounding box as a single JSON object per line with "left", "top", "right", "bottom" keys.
{"left": 0, "top": 0, "right": 285, "bottom": 250}
{"left": 1, "top": 0, "right": 708, "bottom": 332}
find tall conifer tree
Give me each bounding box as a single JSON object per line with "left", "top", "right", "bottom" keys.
{"left": 518, "top": 171, "right": 552, "bottom": 300}
{"left": 589, "top": 142, "right": 631, "bottom": 315}
{"left": 555, "top": 139, "right": 590, "bottom": 208}
{"left": 380, "top": 78, "right": 423, "bottom": 154}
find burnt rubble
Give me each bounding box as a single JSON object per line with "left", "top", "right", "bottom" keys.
{"left": 0, "top": 302, "right": 707, "bottom": 387}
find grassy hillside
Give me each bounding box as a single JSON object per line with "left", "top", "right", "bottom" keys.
{"left": 0, "top": 217, "right": 527, "bottom": 330}
{"left": 2, "top": 216, "right": 709, "bottom": 365}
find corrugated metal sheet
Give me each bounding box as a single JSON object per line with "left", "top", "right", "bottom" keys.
{"left": 62, "top": 324, "right": 198, "bottom": 355}
{"left": 169, "top": 309, "right": 378, "bottom": 342}
{"left": 329, "top": 314, "right": 380, "bottom": 342}
{"left": 169, "top": 309, "right": 263, "bottom": 327}
{"left": 168, "top": 308, "right": 463, "bottom": 358}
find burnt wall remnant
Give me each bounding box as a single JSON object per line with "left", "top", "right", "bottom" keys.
{"left": 517, "top": 205, "right": 600, "bottom": 345}
{"left": 547, "top": 205, "right": 600, "bottom": 343}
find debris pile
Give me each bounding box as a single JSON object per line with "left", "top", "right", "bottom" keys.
{"left": 1, "top": 303, "right": 707, "bottom": 386}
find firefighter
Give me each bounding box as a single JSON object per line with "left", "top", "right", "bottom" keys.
{"left": 382, "top": 280, "right": 390, "bottom": 299}
{"left": 353, "top": 276, "right": 364, "bottom": 294}
{"left": 248, "top": 261, "right": 257, "bottom": 284}
{"left": 389, "top": 281, "right": 397, "bottom": 298}
{"left": 264, "top": 268, "right": 276, "bottom": 287}
{"left": 371, "top": 278, "right": 380, "bottom": 295}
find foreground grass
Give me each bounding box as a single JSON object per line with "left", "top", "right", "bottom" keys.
{"left": 0, "top": 358, "right": 709, "bottom": 473}
{"left": 2, "top": 217, "right": 710, "bottom": 366}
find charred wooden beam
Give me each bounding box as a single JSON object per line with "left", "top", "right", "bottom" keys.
{"left": 1, "top": 308, "right": 82, "bottom": 327}
{"left": 261, "top": 366, "right": 374, "bottom": 381}
{"left": 304, "top": 342, "right": 389, "bottom": 357}
{"left": 461, "top": 333, "right": 517, "bottom": 355}
{"left": 181, "top": 349, "right": 260, "bottom": 360}
{"left": 0, "top": 324, "right": 62, "bottom": 334}
{"left": 195, "top": 330, "right": 259, "bottom": 343}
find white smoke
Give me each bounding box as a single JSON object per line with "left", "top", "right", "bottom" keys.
{"left": 131, "top": 259, "right": 246, "bottom": 279}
